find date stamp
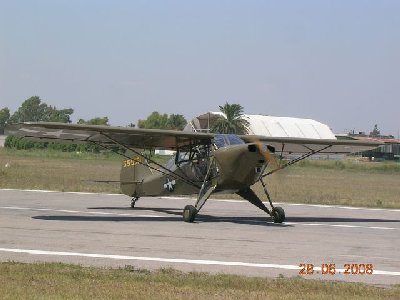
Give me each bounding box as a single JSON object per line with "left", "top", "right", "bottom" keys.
{"left": 299, "top": 263, "right": 374, "bottom": 275}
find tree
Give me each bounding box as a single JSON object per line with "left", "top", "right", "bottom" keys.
{"left": 370, "top": 124, "right": 381, "bottom": 137}
{"left": 78, "top": 117, "right": 109, "bottom": 126}
{"left": 138, "top": 112, "right": 168, "bottom": 129}
{"left": 166, "top": 114, "right": 187, "bottom": 130}
{"left": 45, "top": 107, "right": 74, "bottom": 123}
{"left": 8, "top": 96, "right": 73, "bottom": 123}
{"left": 0, "top": 107, "right": 10, "bottom": 134}
{"left": 138, "top": 112, "right": 187, "bottom": 130}
{"left": 210, "top": 102, "right": 249, "bottom": 134}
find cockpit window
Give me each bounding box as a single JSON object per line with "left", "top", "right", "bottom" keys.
{"left": 214, "top": 134, "right": 245, "bottom": 149}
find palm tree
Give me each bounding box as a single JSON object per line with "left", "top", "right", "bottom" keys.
{"left": 211, "top": 102, "right": 249, "bottom": 134}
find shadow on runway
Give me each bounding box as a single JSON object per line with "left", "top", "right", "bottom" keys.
{"left": 88, "top": 206, "right": 400, "bottom": 224}
{"left": 32, "top": 205, "right": 289, "bottom": 227}
{"left": 88, "top": 207, "right": 144, "bottom": 211}
{"left": 32, "top": 214, "right": 292, "bottom": 227}
{"left": 88, "top": 206, "right": 183, "bottom": 216}
{"left": 31, "top": 205, "right": 400, "bottom": 227}
{"left": 32, "top": 215, "right": 180, "bottom": 222}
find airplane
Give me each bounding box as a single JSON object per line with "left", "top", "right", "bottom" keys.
{"left": 5, "top": 122, "right": 381, "bottom": 223}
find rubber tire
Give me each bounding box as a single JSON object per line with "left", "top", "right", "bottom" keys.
{"left": 131, "top": 198, "right": 137, "bottom": 208}
{"left": 183, "top": 205, "right": 197, "bottom": 223}
{"left": 271, "top": 207, "right": 285, "bottom": 223}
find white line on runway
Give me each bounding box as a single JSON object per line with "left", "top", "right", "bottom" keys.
{"left": 284, "top": 222, "right": 400, "bottom": 231}
{"left": 0, "top": 247, "right": 399, "bottom": 276}
{"left": 1, "top": 206, "right": 398, "bottom": 231}
{"left": 2, "top": 189, "right": 400, "bottom": 212}
{"left": 164, "top": 197, "right": 400, "bottom": 213}
{"left": 0, "top": 188, "right": 121, "bottom": 197}
{"left": 210, "top": 217, "right": 400, "bottom": 231}
{"left": 0, "top": 206, "right": 168, "bottom": 218}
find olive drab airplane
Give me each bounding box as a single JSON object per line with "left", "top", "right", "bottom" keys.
{"left": 6, "top": 122, "right": 380, "bottom": 223}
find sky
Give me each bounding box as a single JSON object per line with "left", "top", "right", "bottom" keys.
{"left": 1, "top": 0, "right": 399, "bottom": 136}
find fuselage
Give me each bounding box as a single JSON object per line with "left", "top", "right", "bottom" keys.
{"left": 120, "top": 135, "right": 268, "bottom": 198}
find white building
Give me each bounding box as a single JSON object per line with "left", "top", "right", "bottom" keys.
{"left": 184, "top": 112, "right": 336, "bottom": 140}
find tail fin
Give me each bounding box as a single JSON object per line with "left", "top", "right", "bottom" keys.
{"left": 120, "top": 158, "right": 152, "bottom": 197}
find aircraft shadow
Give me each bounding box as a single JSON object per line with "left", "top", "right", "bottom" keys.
{"left": 32, "top": 214, "right": 291, "bottom": 227}
{"left": 33, "top": 205, "right": 400, "bottom": 227}
{"left": 32, "top": 215, "right": 180, "bottom": 222}
{"left": 32, "top": 206, "right": 289, "bottom": 227}
{"left": 88, "top": 206, "right": 400, "bottom": 224}
{"left": 87, "top": 206, "right": 287, "bottom": 226}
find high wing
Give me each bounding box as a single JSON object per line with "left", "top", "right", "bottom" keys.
{"left": 240, "top": 135, "right": 381, "bottom": 154}
{"left": 5, "top": 122, "right": 214, "bottom": 150}
{"left": 5, "top": 122, "right": 381, "bottom": 153}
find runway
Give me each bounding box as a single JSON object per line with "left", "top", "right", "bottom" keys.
{"left": 0, "top": 189, "right": 399, "bottom": 285}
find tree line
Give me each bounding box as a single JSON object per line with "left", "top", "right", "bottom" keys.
{"left": 0, "top": 96, "right": 192, "bottom": 133}
{"left": 1, "top": 96, "right": 250, "bottom": 134}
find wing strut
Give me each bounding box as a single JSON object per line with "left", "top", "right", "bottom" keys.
{"left": 262, "top": 144, "right": 333, "bottom": 178}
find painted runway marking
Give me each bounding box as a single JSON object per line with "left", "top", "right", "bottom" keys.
{"left": 1, "top": 189, "right": 400, "bottom": 213}
{"left": 1, "top": 206, "right": 398, "bottom": 231}
{"left": 0, "top": 247, "right": 399, "bottom": 276}
{"left": 0, "top": 206, "right": 168, "bottom": 219}
{"left": 284, "top": 222, "right": 400, "bottom": 231}
{"left": 0, "top": 188, "right": 121, "bottom": 197}
{"left": 167, "top": 198, "right": 400, "bottom": 213}
{"left": 210, "top": 217, "right": 400, "bottom": 231}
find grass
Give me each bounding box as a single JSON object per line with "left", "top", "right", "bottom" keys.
{"left": 0, "top": 262, "right": 399, "bottom": 299}
{"left": 250, "top": 159, "right": 400, "bottom": 209}
{"left": 1, "top": 148, "right": 400, "bottom": 208}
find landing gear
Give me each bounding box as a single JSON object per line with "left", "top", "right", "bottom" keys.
{"left": 237, "top": 177, "right": 286, "bottom": 223}
{"left": 182, "top": 157, "right": 218, "bottom": 223}
{"left": 131, "top": 197, "right": 139, "bottom": 208}
{"left": 271, "top": 206, "right": 285, "bottom": 223}
{"left": 183, "top": 205, "right": 197, "bottom": 223}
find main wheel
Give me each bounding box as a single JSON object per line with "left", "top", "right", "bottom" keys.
{"left": 183, "top": 205, "right": 197, "bottom": 223}
{"left": 131, "top": 197, "right": 138, "bottom": 208}
{"left": 271, "top": 207, "right": 285, "bottom": 223}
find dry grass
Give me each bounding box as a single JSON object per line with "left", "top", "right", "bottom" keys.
{"left": 1, "top": 148, "right": 400, "bottom": 208}
{"left": 251, "top": 164, "right": 400, "bottom": 208}
{"left": 0, "top": 262, "right": 399, "bottom": 300}
{"left": 0, "top": 148, "right": 122, "bottom": 193}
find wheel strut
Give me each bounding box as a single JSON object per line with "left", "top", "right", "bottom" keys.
{"left": 259, "top": 178, "right": 285, "bottom": 223}
{"left": 260, "top": 177, "right": 274, "bottom": 209}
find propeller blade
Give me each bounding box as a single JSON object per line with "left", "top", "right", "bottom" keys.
{"left": 253, "top": 140, "right": 280, "bottom": 170}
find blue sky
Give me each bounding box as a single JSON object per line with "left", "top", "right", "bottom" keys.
{"left": 1, "top": 0, "right": 399, "bottom": 135}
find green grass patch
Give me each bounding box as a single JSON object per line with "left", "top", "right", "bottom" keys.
{"left": 0, "top": 262, "right": 399, "bottom": 299}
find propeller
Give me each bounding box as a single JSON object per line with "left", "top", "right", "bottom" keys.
{"left": 253, "top": 139, "right": 280, "bottom": 170}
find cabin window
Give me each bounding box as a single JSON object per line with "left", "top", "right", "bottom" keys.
{"left": 214, "top": 134, "right": 245, "bottom": 149}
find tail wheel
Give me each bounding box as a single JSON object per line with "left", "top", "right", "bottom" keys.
{"left": 271, "top": 207, "right": 285, "bottom": 223}
{"left": 183, "top": 205, "right": 197, "bottom": 223}
{"left": 131, "top": 197, "right": 139, "bottom": 208}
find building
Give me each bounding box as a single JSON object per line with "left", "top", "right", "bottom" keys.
{"left": 184, "top": 112, "right": 336, "bottom": 139}
{"left": 184, "top": 112, "right": 343, "bottom": 160}
{"left": 341, "top": 134, "right": 400, "bottom": 161}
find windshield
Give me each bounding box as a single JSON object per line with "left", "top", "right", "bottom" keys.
{"left": 213, "top": 134, "right": 245, "bottom": 149}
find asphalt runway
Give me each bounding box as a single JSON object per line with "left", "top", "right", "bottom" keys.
{"left": 0, "top": 189, "right": 399, "bottom": 285}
